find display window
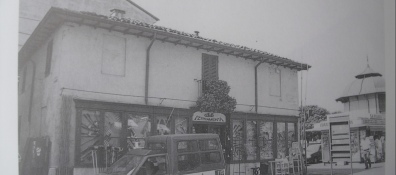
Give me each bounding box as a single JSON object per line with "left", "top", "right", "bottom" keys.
{"left": 230, "top": 117, "right": 296, "bottom": 163}
{"left": 259, "top": 122, "right": 273, "bottom": 159}
{"left": 74, "top": 100, "right": 192, "bottom": 167}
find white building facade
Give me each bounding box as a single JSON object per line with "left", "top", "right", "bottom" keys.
{"left": 18, "top": 6, "right": 310, "bottom": 175}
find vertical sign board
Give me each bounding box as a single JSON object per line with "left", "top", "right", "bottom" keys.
{"left": 321, "top": 131, "right": 330, "bottom": 163}
{"left": 328, "top": 115, "right": 353, "bottom": 175}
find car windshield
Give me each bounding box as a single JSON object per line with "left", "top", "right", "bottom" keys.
{"left": 306, "top": 144, "right": 321, "bottom": 154}
{"left": 106, "top": 154, "right": 143, "bottom": 174}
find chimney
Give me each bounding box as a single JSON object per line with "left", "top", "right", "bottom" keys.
{"left": 110, "top": 9, "right": 126, "bottom": 18}
{"left": 194, "top": 31, "right": 199, "bottom": 37}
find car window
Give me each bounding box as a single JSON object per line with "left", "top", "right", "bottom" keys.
{"left": 177, "top": 140, "right": 198, "bottom": 153}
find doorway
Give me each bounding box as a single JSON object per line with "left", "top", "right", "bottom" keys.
{"left": 193, "top": 124, "right": 226, "bottom": 148}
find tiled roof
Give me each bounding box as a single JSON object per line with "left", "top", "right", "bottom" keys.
{"left": 80, "top": 10, "right": 297, "bottom": 64}
{"left": 19, "top": 7, "right": 311, "bottom": 70}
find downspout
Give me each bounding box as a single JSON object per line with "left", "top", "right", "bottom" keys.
{"left": 27, "top": 59, "right": 37, "bottom": 137}
{"left": 254, "top": 60, "right": 263, "bottom": 113}
{"left": 145, "top": 33, "right": 157, "bottom": 105}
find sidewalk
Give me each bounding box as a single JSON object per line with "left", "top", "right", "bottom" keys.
{"left": 348, "top": 165, "right": 384, "bottom": 175}
{"left": 307, "top": 162, "right": 384, "bottom": 175}
{"left": 308, "top": 162, "right": 384, "bottom": 170}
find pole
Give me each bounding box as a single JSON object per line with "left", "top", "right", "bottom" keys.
{"left": 348, "top": 120, "right": 353, "bottom": 175}
{"left": 304, "top": 110, "right": 307, "bottom": 173}
{"left": 330, "top": 126, "right": 333, "bottom": 175}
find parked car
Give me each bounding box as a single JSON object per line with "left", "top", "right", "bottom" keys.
{"left": 306, "top": 144, "right": 322, "bottom": 164}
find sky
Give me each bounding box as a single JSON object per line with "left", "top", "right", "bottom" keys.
{"left": 133, "top": 0, "right": 385, "bottom": 112}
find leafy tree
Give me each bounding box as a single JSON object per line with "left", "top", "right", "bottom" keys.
{"left": 195, "top": 80, "right": 237, "bottom": 114}
{"left": 299, "top": 105, "right": 330, "bottom": 141}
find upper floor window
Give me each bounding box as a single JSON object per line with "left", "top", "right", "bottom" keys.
{"left": 202, "top": 53, "right": 218, "bottom": 94}
{"left": 45, "top": 40, "right": 53, "bottom": 77}
{"left": 202, "top": 53, "right": 218, "bottom": 81}
{"left": 269, "top": 67, "right": 281, "bottom": 96}
{"left": 378, "top": 93, "right": 385, "bottom": 113}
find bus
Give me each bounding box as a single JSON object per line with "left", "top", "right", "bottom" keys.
{"left": 103, "top": 134, "right": 225, "bottom": 175}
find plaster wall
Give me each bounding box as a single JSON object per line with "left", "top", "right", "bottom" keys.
{"left": 19, "top": 26, "right": 69, "bottom": 172}
{"left": 57, "top": 24, "right": 299, "bottom": 116}
{"left": 344, "top": 94, "right": 379, "bottom": 113}
{"left": 19, "top": 0, "right": 157, "bottom": 50}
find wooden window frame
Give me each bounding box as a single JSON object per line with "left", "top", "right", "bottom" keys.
{"left": 229, "top": 113, "right": 297, "bottom": 163}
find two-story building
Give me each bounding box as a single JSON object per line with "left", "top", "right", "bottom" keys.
{"left": 18, "top": 6, "right": 310, "bottom": 175}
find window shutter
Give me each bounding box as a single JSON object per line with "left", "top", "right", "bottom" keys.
{"left": 202, "top": 53, "right": 218, "bottom": 81}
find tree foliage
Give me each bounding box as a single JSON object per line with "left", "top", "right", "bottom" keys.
{"left": 300, "top": 105, "right": 330, "bottom": 141}
{"left": 195, "top": 80, "right": 237, "bottom": 114}
{"left": 300, "top": 105, "right": 330, "bottom": 130}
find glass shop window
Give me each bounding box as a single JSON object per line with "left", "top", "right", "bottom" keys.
{"left": 175, "top": 117, "right": 188, "bottom": 134}
{"left": 277, "top": 122, "right": 286, "bottom": 158}
{"left": 155, "top": 116, "right": 171, "bottom": 135}
{"left": 232, "top": 120, "right": 244, "bottom": 161}
{"left": 287, "top": 123, "right": 296, "bottom": 156}
{"left": 259, "top": 121, "right": 273, "bottom": 159}
{"left": 78, "top": 110, "right": 123, "bottom": 166}
{"left": 126, "top": 114, "right": 151, "bottom": 149}
{"left": 246, "top": 120, "right": 257, "bottom": 160}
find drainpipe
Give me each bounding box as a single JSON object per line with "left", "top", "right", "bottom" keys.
{"left": 145, "top": 33, "right": 157, "bottom": 105}
{"left": 27, "top": 59, "right": 37, "bottom": 137}
{"left": 254, "top": 60, "right": 263, "bottom": 113}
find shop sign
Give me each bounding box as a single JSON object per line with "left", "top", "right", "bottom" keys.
{"left": 362, "top": 118, "right": 385, "bottom": 125}
{"left": 320, "top": 122, "right": 329, "bottom": 128}
{"left": 369, "top": 114, "right": 384, "bottom": 119}
{"left": 192, "top": 112, "right": 226, "bottom": 123}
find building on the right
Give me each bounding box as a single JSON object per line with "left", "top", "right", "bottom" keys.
{"left": 307, "top": 61, "right": 385, "bottom": 164}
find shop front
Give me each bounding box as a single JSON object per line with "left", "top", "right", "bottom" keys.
{"left": 72, "top": 100, "right": 299, "bottom": 175}
{"left": 307, "top": 111, "right": 385, "bottom": 163}
{"left": 73, "top": 100, "right": 194, "bottom": 170}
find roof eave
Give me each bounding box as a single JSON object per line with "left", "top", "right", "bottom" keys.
{"left": 19, "top": 7, "right": 311, "bottom": 71}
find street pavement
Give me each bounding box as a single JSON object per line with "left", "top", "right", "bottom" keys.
{"left": 307, "top": 162, "right": 384, "bottom": 175}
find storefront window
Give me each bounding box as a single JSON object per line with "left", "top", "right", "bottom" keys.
{"left": 155, "top": 116, "right": 171, "bottom": 135}
{"left": 79, "top": 110, "right": 101, "bottom": 165}
{"left": 79, "top": 110, "right": 124, "bottom": 166}
{"left": 277, "top": 122, "right": 286, "bottom": 158}
{"left": 232, "top": 120, "right": 244, "bottom": 161}
{"left": 259, "top": 122, "right": 273, "bottom": 159}
{"left": 287, "top": 123, "right": 295, "bottom": 156}
{"left": 104, "top": 112, "right": 122, "bottom": 147}
{"left": 126, "top": 114, "right": 151, "bottom": 150}
{"left": 175, "top": 117, "right": 188, "bottom": 134}
{"left": 246, "top": 121, "right": 257, "bottom": 160}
